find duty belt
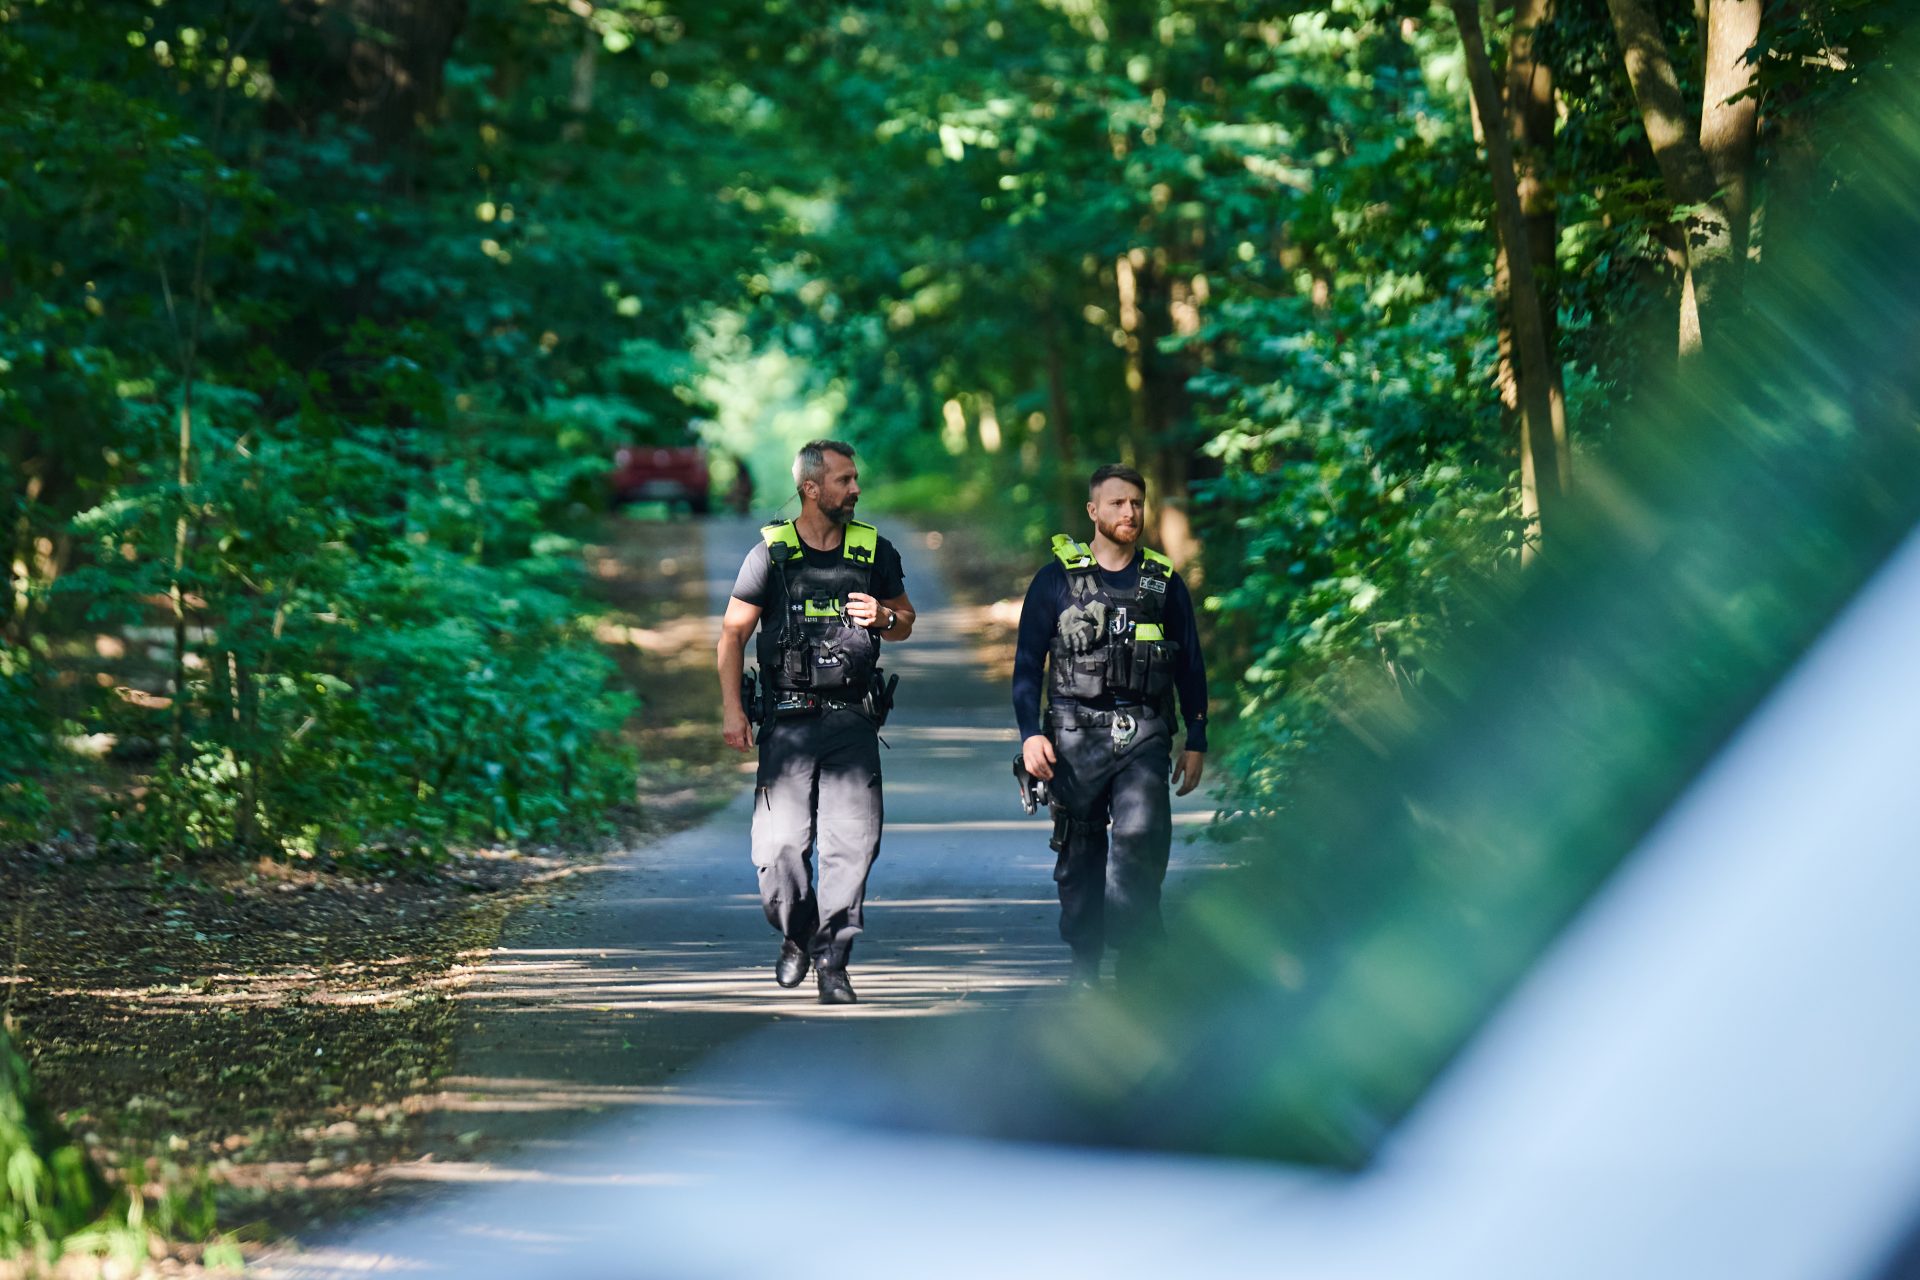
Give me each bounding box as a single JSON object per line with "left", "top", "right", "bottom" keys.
{"left": 772, "top": 690, "right": 867, "bottom": 718}
{"left": 1046, "top": 704, "right": 1159, "bottom": 728}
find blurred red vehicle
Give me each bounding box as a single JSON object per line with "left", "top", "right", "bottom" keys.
{"left": 610, "top": 442, "right": 711, "bottom": 515}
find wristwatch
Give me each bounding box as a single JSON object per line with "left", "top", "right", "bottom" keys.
{"left": 878, "top": 607, "right": 898, "bottom": 633}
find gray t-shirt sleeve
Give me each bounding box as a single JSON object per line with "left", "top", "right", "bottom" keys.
{"left": 730, "top": 544, "right": 772, "bottom": 607}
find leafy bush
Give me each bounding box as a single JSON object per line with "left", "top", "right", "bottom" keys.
{"left": 0, "top": 1022, "right": 107, "bottom": 1259}
{"left": 57, "top": 400, "right": 635, "bottom": 862}
{"left": 0, "top": 646, "right": 52, "bottom": 843}
{"left": 1196, "top": 292, "right": 1520, "bottom": 810}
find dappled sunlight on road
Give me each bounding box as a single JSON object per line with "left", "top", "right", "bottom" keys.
{"left": 419, "top": 1076, "right": 756, "bottom": 1115}
{"left": 885, "top": 813, "right": 1215, "bottom": 832}
{"left": 381, "top": 1162, "right": 694, "bottom": 1188}
{"left": 449, "top": 943, "right": 1065, "bottom": 1020}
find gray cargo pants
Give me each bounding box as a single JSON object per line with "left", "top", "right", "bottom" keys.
{"left": 751, "top": 707, "right": 884, "bottom": 968}
{"left": 1047, "top": 706, "right": 1174, "bottom": 956}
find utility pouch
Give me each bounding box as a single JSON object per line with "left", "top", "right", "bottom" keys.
{"left": 1048, "top": 810, "right": 1071, "bottom": 854}
{"left": 1137, "top": 639, "right": 1178, "bottom": 698}
{"left": 809, "top": 649, "right": 857, "bottom": 692}
{"left": 1053, "top": 650, "right": 1108, "bottom": 700}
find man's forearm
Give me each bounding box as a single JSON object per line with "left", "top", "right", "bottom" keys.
{"left": 718, "top": 635, "right": 747, "bottom": 714}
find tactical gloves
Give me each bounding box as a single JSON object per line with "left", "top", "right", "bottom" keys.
{"left": 1056, "top": 601, "right": 1108, "bottom": 654}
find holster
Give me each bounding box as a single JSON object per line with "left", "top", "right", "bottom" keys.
{"left": 740, "top": 668, "right": 765, "bottom": 727}
{"left": 864, "top": 668, "right": 899, "bottom": 727}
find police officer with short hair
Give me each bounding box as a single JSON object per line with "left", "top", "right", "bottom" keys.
{"left": 1013, "top": 464, "right": 1208, "bottom": 986}
{"left": 719, "top": 440, "right": 916, "bottom": 1004}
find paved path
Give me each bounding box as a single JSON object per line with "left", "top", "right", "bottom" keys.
{"left": 257, "top": 515, "right": 1214, "bottom": 1277}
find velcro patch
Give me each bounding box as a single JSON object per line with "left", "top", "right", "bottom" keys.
{"left": 1140, "top": 576, "right": 1167, "bottom": 594}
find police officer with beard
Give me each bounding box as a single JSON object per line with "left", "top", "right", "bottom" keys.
{"left": 1013, "top": 464, "right": 1208, "bottom": 987}
{"left": 718, "top": 440, "right": 917, "bottom": 1004}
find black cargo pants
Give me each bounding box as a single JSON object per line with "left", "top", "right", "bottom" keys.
{"left": 1046, "top": 706, "right": 1174, "bottom": 956}
{"left": 751, "top": 707, "right": 884, "bottom": 969}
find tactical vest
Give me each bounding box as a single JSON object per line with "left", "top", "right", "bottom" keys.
{"left": 756, "top": 520, "right": 884, "bottom": 698}
{"left": 1046, "top": 534, "right": 1180, "bottom": 708}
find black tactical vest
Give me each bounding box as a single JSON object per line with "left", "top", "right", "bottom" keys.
{"left": 755, "top": 520, "right": 884, "bottom": 697}
{"left": 1046, "top": 534, "right": 1180, "bottom": 708}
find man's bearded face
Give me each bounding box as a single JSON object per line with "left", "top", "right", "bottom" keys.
{"left": 1088, "top": 479, "right": 1145, "bottom": 546}
{"left": 810, "top": 452, "right": 860, "bottom": 525}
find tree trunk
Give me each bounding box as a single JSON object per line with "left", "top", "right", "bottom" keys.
{"left": 1604, "top": 0, "right": 1725, "bottom": 357}
{"left": 266, "top": 0, "right": 468, "bottom": 189}
{"left": 1700, "top": 0, "right": 1762, "bottom": 286}
{"left": 1115, "top": 249, "right": 1202, "bottom": 563}
{"left": 1115, "top": 249, "right": 1151, "bottom": 463}
{"left": 1042, "top": 307, "right": 1078, "bottom": 466}
{"left": 1507, "top": 0, "right": 1571, "bottom": 495}
{"left": 343, "top": 0, "right": 468, "bottom": 144}
{"left": 1454, "top": 0, "right": 1562, "bottom": 540}
{"left": 570, "top": 20, "right": 598, "bottom": 115}
{"left": 1492, "top": 239, "right": 1543, "bottom": 548}
{"left": 235, "top": 653, "right": 260, "bottom": 849}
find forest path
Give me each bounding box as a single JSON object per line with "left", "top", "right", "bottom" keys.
{"left": 255, "top": 515, "right": 1214, "bottom": 1276}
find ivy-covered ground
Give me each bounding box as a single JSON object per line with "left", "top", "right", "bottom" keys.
{"left": 0, "top": 515, "right": 732, "bottom": 1267}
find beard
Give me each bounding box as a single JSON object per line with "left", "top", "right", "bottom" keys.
{"left": 1096, "top": 515, "right": 1140, "bottom": 546}
{"left": 821, "top": 496, "right": 857, "bottom": 525}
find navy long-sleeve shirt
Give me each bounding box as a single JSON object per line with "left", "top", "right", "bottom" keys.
{"left": 1012, "top": 551, "right": 1209, "bottom": 752}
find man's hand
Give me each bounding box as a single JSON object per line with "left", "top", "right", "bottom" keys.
{"left": 845, "top": 591, "right": 883, "bottom": 629}
{"left": 1021, "top": 734, "right": 1057, "bottom": 781}
{"left": 717, "top": 595, "right": 761, "bottom": 754}
{"left": 1172, "top": 749, "right": 1206, "bottom": 796}
{"left": 723, "top": 706, "right": 754, "bottom": 753}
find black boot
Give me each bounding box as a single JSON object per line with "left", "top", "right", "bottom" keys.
{"left": 775, "top": 939, "right": 810, "bottom": 988}
{"left": 1068, "top": 947, "right": 1103, "bottom": 989}
{"left": 815, "top": 966, "right": 857, "bottom": 1005}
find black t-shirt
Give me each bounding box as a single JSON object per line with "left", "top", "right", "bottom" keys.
{"left": 730, "top": 528, "right": 907, "bottom": 608}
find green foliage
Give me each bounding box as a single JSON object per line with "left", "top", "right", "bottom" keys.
{"left": 0, "top": 646, "right": 52, "bottom": 841}
{"left": 1173, "top": 10, "right": 1516, "bottom": 806}
{"left": 51, "top": 402, "right": 636, "bottom": 859}
{"left": 729, "top": 0, "right": 1911, "bottom": 816}
{"left": 1198, "top": 304, "right": 1520, "bottom": 800}
{"left": 0, "top": 1021, "right": 105, "bottom": 1258}
{"left": 3, "top": 1015, "right": 240, "bottom": 1265}
{"left": 0, "top": 0, "right": 808, "bottom": 862}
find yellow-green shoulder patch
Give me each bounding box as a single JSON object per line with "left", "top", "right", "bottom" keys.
{"left": 1050, "top": 533, "right": 1094, "bottom": 570}
{"left": 844, "top": 520, "right": 878, "bottom": 564}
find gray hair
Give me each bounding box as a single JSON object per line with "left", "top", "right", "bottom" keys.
{"left": 793, "top": 439, "right": 855, "bottom": 491}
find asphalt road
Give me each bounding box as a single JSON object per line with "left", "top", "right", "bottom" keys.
{"left": 256, "top": 514, "right": 1215, "bottom": 1277}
